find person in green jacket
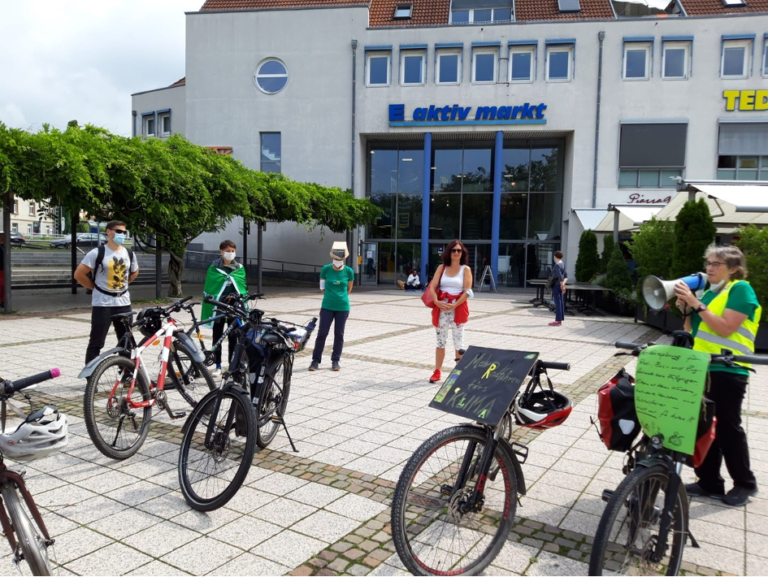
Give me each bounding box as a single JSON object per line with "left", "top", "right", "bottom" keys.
{"left": 202, "top": 240, "right": 247, "bottom": 377}
{"left": 309, "top": 242, "right": 354, "bottom": 372}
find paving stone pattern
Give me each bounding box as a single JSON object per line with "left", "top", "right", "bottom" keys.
{"left": 1, "top": 290, "right": 767, "bottom": 575}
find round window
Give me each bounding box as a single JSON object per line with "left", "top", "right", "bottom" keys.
{"left": 254, "top": 59, "right": 288, "bottom": 94}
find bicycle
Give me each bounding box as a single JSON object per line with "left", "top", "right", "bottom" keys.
{"left": 588, "top": 332, "right": 768, "bottom": 576}
{"left": 0, "top": 368, "right": 68, "bottom": 576}
{"left": 390, "top": 353, "right": 571, "bottom": 575}
{"left": 81, "top": 296, "right": 216, "bottom": 460}
{"left": 178, "top": 295, "right": 316, "bottom": 511}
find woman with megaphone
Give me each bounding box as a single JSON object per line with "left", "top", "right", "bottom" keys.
{"left": 674, "top": 244, "right": 760, "bottom": 507}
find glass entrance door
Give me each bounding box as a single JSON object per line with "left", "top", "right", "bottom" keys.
{"left": 361, "top": 242, "right": 378, "bottom": 286}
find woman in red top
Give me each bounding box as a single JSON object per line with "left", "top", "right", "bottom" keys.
{"left": 428, "top": 240, "right": 472, "bottom": 383}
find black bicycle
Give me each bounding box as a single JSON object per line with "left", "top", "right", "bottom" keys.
{"left": 589, "top": 333, "right": 768, "bottom": 576}
{"left": 178, "top": 295, "right": 316, "bottom": 511}
{"left": 391, "top": 357, "right": 570, "bottom": 575}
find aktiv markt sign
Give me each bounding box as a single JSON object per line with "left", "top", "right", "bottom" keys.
{"left": 389, "top": 102, "right": 547, "bottom": 127}
{"left": 723, "top": 90, "right": 768, "bottom": 111}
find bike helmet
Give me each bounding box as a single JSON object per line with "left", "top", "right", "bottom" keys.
{"left": 513, "top": 374, "right": 572, "bottom": 430}
{"left": 0, "top": 405, "right": 68, "bottom": 463}
{"left": 136, "top": 307, "right": 163, "bottom": 338}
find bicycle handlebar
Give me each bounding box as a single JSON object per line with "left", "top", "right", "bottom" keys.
{"left": 615, "top": 339, "right": 768, "bottom": 366}
{"left": 3, "top": 369, "right": 61, "bottom": 395}
{"left": 540, "top": 361, "right": 570, "bottom": 371}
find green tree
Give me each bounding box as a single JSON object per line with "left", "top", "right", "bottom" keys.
{"left": 736, "top": 224, "right": 768, "bottom": 322}
{"left": 670, "top": 199, "right": 716, "bottom": 279}
{"left": 575, "top": 229, "right": 600, "bottom": 282}
{"left": 604, "top": 244, "right": 633, "bottom": 291}
{"left": 601, "top": 234, "right": 615, "bottom": 274}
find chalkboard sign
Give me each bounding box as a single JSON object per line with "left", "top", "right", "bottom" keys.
{"left": 634, "top": 345, "right": 710, "bottom": 455}
{"left": 430, "top": 347, "right": 539, "bottom": 426}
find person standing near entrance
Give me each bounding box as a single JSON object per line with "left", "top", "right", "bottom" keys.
{"left": 675, "top": 244, "right": 760, "bottom": 507}
{"left": 309, "top": 242, "right": 354, "bottom": 371}
{"left": 429, "top": 240, "right": 472, "bottom": 383}
{"left": 549, "top": 251, "right": 567, "bottom": 326}
{"left": 74, "top": 221, "right": 139, "bottom": 364}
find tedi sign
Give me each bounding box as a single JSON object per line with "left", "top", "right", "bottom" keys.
{"left": 389, "top": 103, "right": 547, "bottom": 127}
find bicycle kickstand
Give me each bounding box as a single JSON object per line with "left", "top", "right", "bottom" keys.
{"left": 272, "top": 410, "right": 298, "bottom": 453}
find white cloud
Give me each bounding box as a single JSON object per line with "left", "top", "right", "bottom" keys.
{"left": 0, "top": 0, "right": 201, "bottom": 136}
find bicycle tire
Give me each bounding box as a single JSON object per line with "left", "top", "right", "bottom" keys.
{"left": 589, "top": 463, "right": 687, "bottom": 576}
{"left": 84, "top": 356, "right": 152, "bottom": 460}
{"left": 1, "top": 483, "right": 52, "bottom": 576}
{"left": 178, "top": 386, "right": 257, "bottom": 512}
{"left": 391, "top": 425, "right": 517, "bottom": 576}
{"left": 169, "top": 340, "right": 217, "bottom": 406}
{"left": 255, "top": 355, "right": 291, "bottom": 449}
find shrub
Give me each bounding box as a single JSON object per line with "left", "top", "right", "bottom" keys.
{"left": 76, "top": 221, "right": 90, "bottom": 233}
{"left": 575, "top": 229, "right": 600, "bottom": 282}
{"left": 601, "top": 235, "right": 615, "bottom": 275}
{"left": 605, "top": 244, "right": 633, "bottom": 292}
{"left": 670, "top": 199, "right": 716, "bottom": 280}
{"left": 736, "top": 224, "right": 768, "bottom": 322}
{"left": 627, "top": 217, "right": 675, "bottom": 283}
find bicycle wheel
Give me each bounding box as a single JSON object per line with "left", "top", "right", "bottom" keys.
{"left": 169, "top": 340, "right": 217, "bottom": 406}
{"left": 391, "top": 425, "right": 517, "bottom": 575}
{"left": 84, "top": 356, "right": 152, "bottom": 460}
{"left": 178, "top": 386, "right": 257, "bottom": 511}
{"left": 1, "top": 483, "right": 52, "bottom": 576}
{"left": 589, "top": 464, "right": 687, "bottom": 576}
{"left": 255, "top": 355, "right": 291, "bottom": 449}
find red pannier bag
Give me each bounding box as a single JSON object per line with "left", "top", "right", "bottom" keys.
{"left": 596, "top": 369, "right": 640, "bottom": 451}
{"left": 688, "top": 397, "right": 717, "bottom": 468}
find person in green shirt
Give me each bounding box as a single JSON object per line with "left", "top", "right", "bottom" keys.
{"left": 309, "top": 242, "right": 354, "bottom": 372}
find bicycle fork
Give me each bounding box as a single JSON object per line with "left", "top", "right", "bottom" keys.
{"left": 651, "top": 460, "right": 684, "bottom": 563}
{"left": 450, "top": 428, "right": 499, "bottom": 516}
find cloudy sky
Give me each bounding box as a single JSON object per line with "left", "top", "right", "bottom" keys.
{"left": 0, "top": 0, "right": 202, "bottom": 136}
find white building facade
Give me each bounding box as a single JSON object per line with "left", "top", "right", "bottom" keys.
{"left": 131, "top": 0, "right": 768, "bottom": 286}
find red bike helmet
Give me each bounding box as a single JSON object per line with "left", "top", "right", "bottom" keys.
{"left": 513, "top": 374, "right": 573, "bottom": 430}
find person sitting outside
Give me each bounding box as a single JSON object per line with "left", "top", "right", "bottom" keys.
{"left": 406, "top": 270, "right": 422, "bottom": 291}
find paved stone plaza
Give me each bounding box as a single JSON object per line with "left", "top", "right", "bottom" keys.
{"left": 1, "top": 290, "right": 767, "bottom": 575}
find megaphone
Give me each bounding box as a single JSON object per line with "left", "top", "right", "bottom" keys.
{"left": 642, "top": 273, "right": 707, "bottom": 311}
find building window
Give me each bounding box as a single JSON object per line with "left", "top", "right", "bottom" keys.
{"left": 29, "top": 201, "right": 35, "bottom": 217}
{"left": 11, "top": 196, "right": 18, "bottom": 215}
{"left": 623, "top": 42, "right": 651, "bottom": 80}
{"left": 260, "top": 133, "right": 281, "bottom": 174}
{"left": 393, "top": 3, "right": 412, "bottom": 18}
{"left": 367, "top": 52, "right": 391, "bottom": 86}
{"left": 401, "top": 51, "right": 425, "bottom": 85}
{"left": 662, "top": 41, "right": 690, "bottom": 79}
{"left": 721, "top": 40, "right": 750, "bottom": 79}
{"left": 763, "top": 39, "right": 768, "bottom": 77}
{"left": 619, "top": 123, "right": 687, "bottom": 188}
{"left": 436, "top": 50, "right": 461, "bottom": 84}
{"left": 451, "top": 7, "right": 512, "bottom": 23}
{"left": 717, "top": 156, "right": 768, "bottom": 180}
{"left": 546, "top": 45, "right": 573, "bottom": 82}
{"left": 472, "top": 49, "right": 497, "bottom": 83}
{"left": 11, "top": 222, "right": 18, "bottom": 233}
{"left": 611, "top": 0, "right": 682, "bottom": 17}
{"left": 27, "top": 224, "right": 32, "bottom": 234}
{"left": 254, "top": 59, "right": 289, "bottom": 94}
{"left": 143, "top": 115, "right": 155, "bottom": 136}
{"left": 158, "top": 112, "right": 171, "bottom": 136}
{"left": 509, "top": 46, "right": 535, "bottom": 82}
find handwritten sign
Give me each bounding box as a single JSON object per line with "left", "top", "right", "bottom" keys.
{"left": 634, "top": 345, "right": 710, "bottom": 455}
{"left": 430, "top": 347, "right": 538, "bottom": 426}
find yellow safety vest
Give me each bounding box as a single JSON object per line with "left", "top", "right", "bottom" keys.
{"left": 693, "top": 280, "right": 762, "bottom": 369}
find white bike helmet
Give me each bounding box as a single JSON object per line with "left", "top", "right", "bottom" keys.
{"left": 0, "top": 405, "right": 68, "bottom": 463}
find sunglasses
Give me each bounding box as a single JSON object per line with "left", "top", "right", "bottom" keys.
{"left": 451, "top": 248, "right": 463, "bottom": 253}
{"left": 112, "top": 230, "right": 127, "bottom": 234}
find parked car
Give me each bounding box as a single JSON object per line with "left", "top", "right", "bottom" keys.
{"left": 50, "top": 233, "right": 107, "bottom": 249}
{"left": 0, "top": 231, "right": 25, "bottom": 246}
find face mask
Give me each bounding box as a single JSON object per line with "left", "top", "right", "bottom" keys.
{"left": 333, "top": 259, "right": 344, "bottom": 268}
{"left": 710, "top": 279, "right": 727, "bottom": 292}
{"left": 113, "top": 233, "right": 125, "bottom": 245}
{"left": 223, "top": 251, "right": 236, "bottom": 261}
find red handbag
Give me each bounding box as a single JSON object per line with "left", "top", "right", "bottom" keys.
{"left": 421, "top": 267, "right": 444, "bottom": 308}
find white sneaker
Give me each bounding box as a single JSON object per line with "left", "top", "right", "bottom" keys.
{"left": 212, "top": 368, "right": 222, "bottom": 378}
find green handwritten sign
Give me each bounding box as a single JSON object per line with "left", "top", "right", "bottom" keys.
{"left": 634, "top": 345, "right": 710, "bottom": 455}
{"left": 430, "top": 347, "right": 538, "bottom": 426}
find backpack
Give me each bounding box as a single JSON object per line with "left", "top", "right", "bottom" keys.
{"left": 86, "top": 245, "right": 135, "bottom": 296}
{"left": 595, "top": 369, "right": 640, "bottom": 451}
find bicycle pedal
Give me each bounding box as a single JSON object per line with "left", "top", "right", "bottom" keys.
{"left": 170, "top": 411, "right": 187, "bottom": 419}
{"left": 601, "top": 489, "right": 614, "bottom": 503}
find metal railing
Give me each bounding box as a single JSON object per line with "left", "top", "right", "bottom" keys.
{"left": 184, "top": 250, "right": 322, "bottom": 284}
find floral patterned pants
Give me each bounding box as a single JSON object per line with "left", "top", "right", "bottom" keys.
{"left": 435, "top": 310, "right": 465, "bottom": 350}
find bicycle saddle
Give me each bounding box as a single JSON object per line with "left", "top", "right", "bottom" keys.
{"left": 111, "top": 312, "right": 136, "bottom": 322}
{"left": 260, "top": 333, "right": 283, "bottom": 344}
